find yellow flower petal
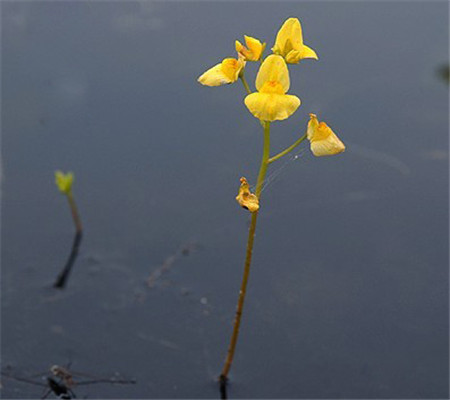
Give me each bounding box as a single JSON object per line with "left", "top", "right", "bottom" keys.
{"left": 285, "top": 46, "right": 318, "bottom": 63}
{"left": 273, "top": 18, "right": 302, "bottom": 56}
{"left": 235, "top": 36, "right": 264, "bottom": 61}
{"left": 300, "top": 44, "right": 318, "bottom": 60}
{"left": 259, "top": 81, "right": 285, "bottom": 95}
{"left": 198, "top": 63, "right": 232, "bottom": 86}
{"left": 307, "top": 113, "right": 345, "bottom": 156}
{"left": 235, "top": 177, "right": 259, "bottom": 212}
{"left": 245, "top": 92, "right": 300, "bottom": 121}
{"left": 223, "top": 56, "right": 245, "bottom": 80}
{"left": 198, "top": 57, "right": 244, "bottom": 87}
{"left": 244, "top": 35, "right": 264, "bottom": 61}
{"left": 235, "top": 40, "right": 246, "bottom": 56}
{"left": 285, "top": 50, "right": 302, "bottom": 64}
{"left": 255, "top": 54, "right": 290, "bottom": 93}
{"left": 246, "top": 55, "right": 299, "bottom": 121}
{"left": 307, "top": 113, "right": 320, "bottom": 137}
{"left": 272, "top": 17, "right": 318, "bottom": 64}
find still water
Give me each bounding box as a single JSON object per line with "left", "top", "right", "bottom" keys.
{"left": 1, "top": 1, "right": 448, "bottom": 398}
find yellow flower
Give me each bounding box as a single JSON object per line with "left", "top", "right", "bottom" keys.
{"left": 198, "top": 55, "right": 245, "bottom": 87}
{"left": 55, "top": 170, "right": 74, "bottom": 195}
{"left": 244, "top": 55, "right": 300, "bottom": 121}
{"left": 307, "top": 114, "right": 345, "bottom": 157}
{"left": 235, "top": 35, "right": 265, "bottom": 61}
{"left": 272, "top": 17, "right": 318, "bottom": 64}
{"left": 236, "top": 177, "right": 259, "bottom": 212}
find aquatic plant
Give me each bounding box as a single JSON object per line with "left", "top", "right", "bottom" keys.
{"left": 54, "top": 170, "right": 83, "bottom": 288}
{"left": 198, "top": 17, "right": 345, "bottom": 385}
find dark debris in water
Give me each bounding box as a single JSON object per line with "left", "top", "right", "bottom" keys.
{"left": 146, "top": 241, "right": 200, "bottom": 288}
{"left": 436, "top": 63, "right": 450, "bottom": 84}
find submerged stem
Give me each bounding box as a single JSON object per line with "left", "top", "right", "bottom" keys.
{"left": 54, "top": 192, "right": 83, "bottom": 289}
{"left": 54, "top": 231, "right": 83, "bottom": 289}
{"left": 220, "top": 121, "right": 271, "bottom": 382}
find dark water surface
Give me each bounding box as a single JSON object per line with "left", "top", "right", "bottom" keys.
{"left": 1, "top": 1, "right": 448, "bottom": 398}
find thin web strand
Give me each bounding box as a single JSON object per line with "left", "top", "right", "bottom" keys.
{"left": 251, "top": 147, "right": 309, "bottom": 194}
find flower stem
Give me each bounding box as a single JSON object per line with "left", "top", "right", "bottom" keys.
{"left": 268, "top": 132, "right": 307, "bottom": 164}
{"left": 240, "top": 75, "right": 252, "bottom": 95}
{"left": 67, "top": 192, "right": 82, "bottom": 233}
{"left": 220, "top": 121, "right": 271, "bottom": 382}
{"left": 255, "top": 122, "right": 271, "bottom": 197}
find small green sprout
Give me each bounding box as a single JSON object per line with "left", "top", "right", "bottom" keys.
{"left": 55, "top": 170, "right": 74, "bottom": 195}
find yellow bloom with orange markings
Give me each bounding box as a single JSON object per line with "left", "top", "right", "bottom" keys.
{"left": 235, "top": 36, "right": 265, "bottom": 61}
{"left": 307, "top": 114, "right": 345, "bottom": 156}
{"left": 198, "top": 55, "right": 246, "bottom": 87}
{"left": 235, "top": 177, "right": 259, "bottom": 212}
{"left": 244, "top": 55, "right": 300, "bottom": 121}
{"left": 272, "top": 18, "right": 318, "bottom": 64}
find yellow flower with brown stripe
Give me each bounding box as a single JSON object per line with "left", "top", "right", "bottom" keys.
{"left": 307, "top": 114, "right": 345, "bottom": 156}
{"left": 198, "top": 55, "right": 245, "bottom": 87}
{"left": 244, "top": 55, "right": 300, "bottom": 121}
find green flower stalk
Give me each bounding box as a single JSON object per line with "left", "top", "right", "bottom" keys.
{"left": 54, "top": 170, "right": 83, "bottom": 288}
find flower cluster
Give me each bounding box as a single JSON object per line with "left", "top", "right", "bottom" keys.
{"left": 198, "top": 17, "right": 345, "bottom": 157}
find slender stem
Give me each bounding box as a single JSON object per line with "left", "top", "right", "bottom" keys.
{"left": 268, "top": 132, "right": 307, "bottom": 164}
{"left": 53, "top": 192, "right": 83, "bottom": 288}
{"left": 66, "top": 192, "right": 82, "bottom": 233}
{"left": 255, "top": 122, "right": 271, "bottom": 198}
{"left": 220, "top": 121, "right": 271, "bottom": 382}
{"left": 240, "top": 75, "right": 252, "bottom": 95}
